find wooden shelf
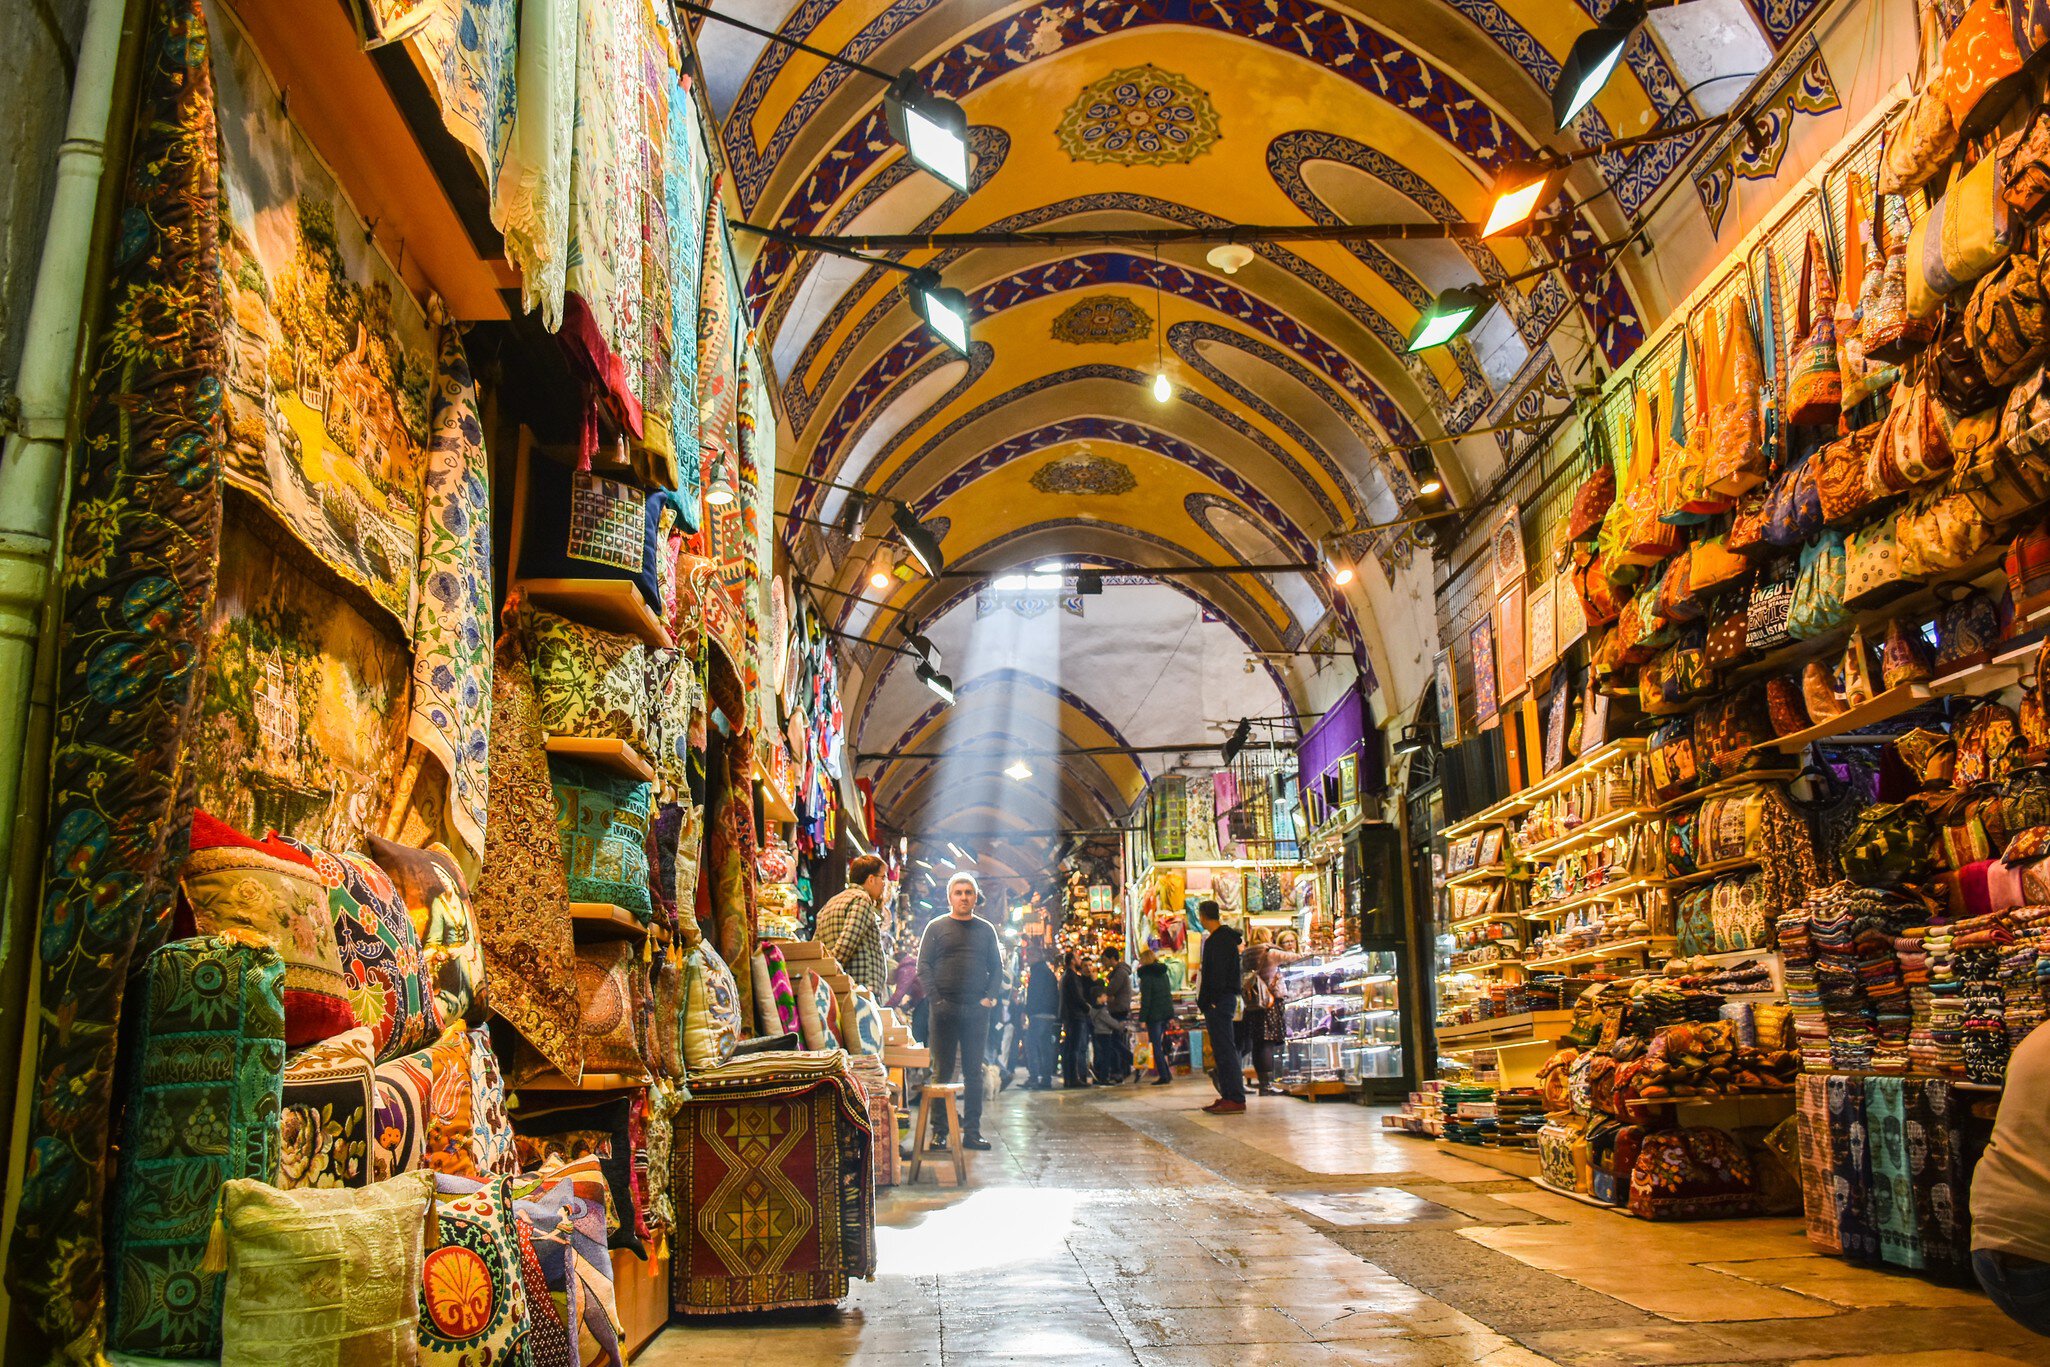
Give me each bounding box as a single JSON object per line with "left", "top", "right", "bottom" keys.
{"left": 1523, "top": 874, "right": 1668, "bottom": 921}
{"left": 1519, "top": 806, "right": 1657, "bottom": 863}
{"left": 569, "top": 903, "right": 648, "bottom": 939}
{"left": 760, "top": 770, "right": 799, "bottom": 823}
{"left": 1652, "top": 768, "right": 1802, "bottom": 814}
{"left": 1435, "top": 1009, "right": 1572, "bottom": 1044}
{"left": 1445, "top": 864, "right": 1509, "bottom": 888}
{"left": 1665, "top": 857, "right": 1761, "bottom": 889}
{"left": 1439, "top": 959, "right": 1526, "bottom": 978}
{"left": 1441, "top": 739, "right": 1648, "bottom": 837}
{"left": 1449, "top": 910, "right": 1522, "bottom": 932}
{"left": 1752, "top": 683, "right": 1934, "bottom": 753}
{"left": 516, "top": 1070, "right": 650, "bottom": 1091}
{"left": 545, "top": 736, "right": 656, "bottom": 783}
{"left": 520, "top": 578, "right": 673, "bottom": 648}
{"left": 1526, "top": 936, "right": 1674, "bottom": 970}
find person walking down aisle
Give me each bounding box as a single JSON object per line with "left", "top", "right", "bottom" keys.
{"left": 814, "top": 854, "right": 890, "bottom": 999}
{"left": 1022, "top": 943, "right": 1061, "bottom": 1089}
{"left": 1101, "top": 948, "right": 1134, "bottom": 1082}
{"left": 918, "top": 873, "right": 1003, "bottom": 1151}
{"left": 1060, "top": 949, "right": 1095, "bottom": 1088}
{"left": 1240, "top": 945, "right": 1295, "bottom": 1097}
{"left": 1195, "top": 901, "right": 1246, "bottom": 1114}
{"left": 1972, "top": 1021, "right": 2050, "bottom": 1336}
{"left": 1137, "top": 947, "right": 1175, "bottom": 1085}
{"left": 887, "top": 946, "right": 927, "bottom": 1044}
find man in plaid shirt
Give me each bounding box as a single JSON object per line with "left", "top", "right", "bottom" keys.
{"left": 815, "top": 854, "right": 890, "bottom": 998}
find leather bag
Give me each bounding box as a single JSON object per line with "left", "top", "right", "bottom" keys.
{"left": 1785, "top": 232, "right": 1843, "bottom": 426}
{"left": 1964, "top": 246, "right": 2050, "bottom": 386}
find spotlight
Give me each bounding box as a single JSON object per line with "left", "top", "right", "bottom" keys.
{"left": 1006, "top": 760, "right": 1033, "bottom": 781}
{"left": 705, "top": 470, "right": 736, "bottom": 506}
{"left": 916, "top": 659, "right": 956, "bottom": 703}
{"left": 1152, "top": 371, "right": 1173, "bottom": 403}
{"left": 868, "top": 550, "right": 897, "bottom": 591}
{"left": 1407, "top": 449, "right": 1445, "bottom": 498}
{"left": 902, "top": 625, "right": 940, "bottom": 666}
{"left": 1553, "top": 1, "right": 1646, "bottom": 130}
{"left": 906, "top": 268, "right": 972, "bottom": 354}
{"left": 1481, "top": 160, "right": 1564, "bottom": 239}
{"left": 1221, "top": 717, "right": 1252, "bottom": 766}
{"left": 885, "top": 72, "right": 972, "bottom": 193}
{"left": 1392, "top": 722, "right": 1436, "bottom": 758}
{"left": 1409, "top": 286, "right": 1494, "bottom": 352}
{"left": 1034, "top": 560, "right": 1064, "bottom": 573}
{"left": 1323, "top": 539, "right": 1355, "bottom": 587}
{"left": 840, "top": 492, "right": 871, "bottom": 540}
{"left": 891, "top": 501, "right": 946, "bottom": 576}
{"left": 946, "top": 842, "right": 968, "bottom": 860}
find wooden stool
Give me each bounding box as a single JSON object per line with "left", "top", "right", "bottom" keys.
{"left": 907, "top": 1082, "right": 968, "bottom": 1185}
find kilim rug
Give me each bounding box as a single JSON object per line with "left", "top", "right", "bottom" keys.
{"left": 671, "top": 1053, "right": 874, "bottom": 1313}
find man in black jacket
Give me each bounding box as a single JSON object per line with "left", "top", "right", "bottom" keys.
{"left": 918, "top": 872, "right": 1004, "bottom": 1149}
{"left": 1021, "top": 943, "right": 1062, "bottom": 1089}
{"left": 1195, "top": 900, "right": 1246, "bottom": 1113}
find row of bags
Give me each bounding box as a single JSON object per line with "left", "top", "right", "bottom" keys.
{"left": 1842, "top": 762, "right": 2050, "bottom": 884}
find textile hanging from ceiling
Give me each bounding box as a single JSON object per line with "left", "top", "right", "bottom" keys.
{"left": 707, "top": 682, "right": 759, "bottom": 1028}
{"left": 565, "top": 0, "right": 646, "bottom": 407}
{"left": 495, "top": 0, "right": 575, "bottom": 328}
{"left": 192, "top": 520, "right": 410, "bottom": 849}
{"left": 665, "top": 78, "right": 706, "bottom": 528}
{"left": 472, "top": 635, "right": 586, "bottom": 1081}
{"left": 412, "top": 0, "right": 518, "bottom": 190}
{"left": 738, "top": 339, "right": 773, "bottom": 740}
{"left": 696, "top": 187, "right": 737, "bottom": 507}
{"left": 406, "top": 328, "right": 494, "bottom": 862}
{"left": 214, "top": 0, "right": 436, "bottom": 627}
{"left": 5, "top": 3, "right": 227, "bottom": 1354}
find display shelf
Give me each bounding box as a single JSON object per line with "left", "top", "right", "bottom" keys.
{"left": 1440, "top": 738, "right": 1648, "bottom": 837}
{"left": 1439, "top": 1033, "right": 1558, "bottom": 1055}
{"left": 1518, "top": 805, "right": 1657, "bottom": 863}
{"left": 515, "top": 1071, "right": 650, "bottom": 1090}
{"left": 1435, "top": 1009, "right": 1572, "bottom": 1044}
{"left": 1652, "top": 768, "right": 1802, "bottom": 815}
{"left": 544, "top": 736, "right": 656, "bottom": 782}
{"left": 761, "top": 769, "right": 799, "bottom": 822}
{"left": 1445, "top": 863, "right": 1510, "bottom": 888}
{"left": 1930, "top": 657, "right": 2024, "bottom": 697}
{"left": 1449, "top": 909, "right": 1523, "bottom": 932}
{"left": 1525, "top": 936, "right": 1674, "bottom": 970}
{"left": 570, "top": 902, "right": 648, "bottom": 939}
{"left": 1438, "top": 958, "right": 1525, "bottom": 978}
{"left": 1752, "top": 683, "right": 1934, "bottom": 753}
{"left": 1523, "top": 874, "right": 1669, "bottom": 921}
{"left": 1666, "top": 857, "right": 1761, "bottom": 889}
{"left": 1433, "top": 1138, "right": 1542, "bottom": 1177}
{"left": 519, "top": 578, "right": 673, "bottom": 648}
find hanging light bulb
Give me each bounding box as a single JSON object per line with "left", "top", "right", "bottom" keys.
{"left": 1323, "top": 538, "right": 1355, "bottom": 587}
{"left": 1152, "top": 371, "right": 1172, "bottom": 403}
{"left": 868, "top": 550, "right": 896, "bottom": 591}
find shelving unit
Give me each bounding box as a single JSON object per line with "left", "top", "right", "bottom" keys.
{"left": 545, "top": 736, "right": 657, "bottom": 782}
{"left": 520, "top": 578, "right": 674, "bottom": 648}
{"left": 1518, "top": 805, "right": 1655, "bottom": 863}
{"left": 1523, "top": 874, "right": 1670, "bottom": 922}
{"left": 570, "top": 902, "right": 648, "bottom": 939}
{"left": 1753, "top": 683, "right": 1934, "bottom": 753}
{"left": 1526, "top": 936, "right": 1675, "bottom": 971}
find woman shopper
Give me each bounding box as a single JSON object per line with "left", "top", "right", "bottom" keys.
{"left": 1239, "top": 945, "right": 1296, "bottom": 1097}
{"left": 1060, "top": 949, "right": 1095, "bottom": 1087}
{"left": 1137, "top": 947, "right": 1174, "bottom": 1084}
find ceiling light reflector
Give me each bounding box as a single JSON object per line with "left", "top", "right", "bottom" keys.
{"left": 885, "top": 72, "right": 972, "bottom": 192}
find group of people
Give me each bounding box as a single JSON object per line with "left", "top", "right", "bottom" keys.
{"left": 1016, "top": 942, "right": 1177, "bottom": 1089}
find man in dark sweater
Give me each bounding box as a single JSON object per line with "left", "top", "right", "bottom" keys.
{"left": 917, "top": 872, "right": 1004, "bottom": 1149}
{"left": 1022, "top": 943, "right": 1062, "bottom": 1089}
{"left": 1195, "top": 900, "right": 1246, "bottom": 1113}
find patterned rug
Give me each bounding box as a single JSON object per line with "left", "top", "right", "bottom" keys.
{"left": 670, "top": 1052, "right": 874, "bottom": 1313}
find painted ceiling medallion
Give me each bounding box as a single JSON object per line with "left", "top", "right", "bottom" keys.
{"left": 1057, "top": 65, "right": 1220, "bottom": 166}
{"left": 1030, "top": 449, "right": 1138, "bottom": 496}
{"left": 1050, "top": 295, "right": 1152, "bottom": 345}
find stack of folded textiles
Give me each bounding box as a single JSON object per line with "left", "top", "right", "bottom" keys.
{"left": 1494, "top": 1089, "right": 1545, "bottom": 1148}
{"left": 1956, "top": 945, "right": 2010, "bottom": 1084}
{"left": 1706, "top": 958, "right": 1775, "bottom": 996}
{"left": 1779, "top": 907, "right": 1829, "bottom": 1072}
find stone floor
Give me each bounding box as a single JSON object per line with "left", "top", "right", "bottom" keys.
{"left": 636, "top": 1076, "right": 2050, "bottom": 1366}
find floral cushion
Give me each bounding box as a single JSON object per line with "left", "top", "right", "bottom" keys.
{"left": 551, "top": 758, "right": 655, "bottom": 918}
{"left": 680, "top": 941, "right": 742, "bottom": 1071}
{"left": 279, "top": 1026, "right": 376, "bottom": 1190}
{"left": 372, "top": 1025, "right": 511, "bottom": 1181}
{"left": 422, "top": 1173, "right": 533, "bottom": 1365}
{"left": 217, "top": 1170, "right": 436, "bottom": 1365}
{"left": 366, "top": 835, "right": 487, "bottom": 1027}
{"left": 523, "top": 606, "right": 653, "bottom": 755}
{"left": 279, "top": 835, "right": 442, "bottom": 1059}
{"left": 181, "top": 810, "right": 354, "bottom": 1047}
{"left": 574, "top": 941, "right": 650, "bottom": 1079}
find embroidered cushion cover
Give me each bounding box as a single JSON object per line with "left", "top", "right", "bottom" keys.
{"left": 551, "top": 757, "right": 655, "bottom": 918}
{"left": 680, "top": 940, "right": 742, "bottom": 1070}
{"left": 422, "top": 1173, "right": 534, "bottom": 1364}
{"left": 181, "top": 810, "right": 354, "bottom": 1047}
{"left": 850, "top": 986, "right": 884, "bottom": 1055}
{"left": 365, "top": 835, "right": 487, "bottom": 1028}
{"left": 513, "top": 1096, "right": 646, "bottom": 1255}
{"left": 513, "top": 1158, "right": 623, "bottom": 1367}
{"left": 371, "top": 1025, "right": 514, "bottom": 1181}
{"left": 515, "top": 1212, "right": 577, "bottom": 1367}
{"left": 524, "top": 606, "right": 654, "bottom": 755}
{"left": 574, "top": 941, "right": 651, "bottom": 1079}
{"left": 108, "top": 935, "right": 286, "bottom": 1358}
{"left": 216, "top": 1169, "right": 435, "bottom": 1365}
{"left": 278, "top": 835, "right": 442, "bottom": 1060}
{"left": 279, "top": 1026, "right": 377, "bottom": 1190}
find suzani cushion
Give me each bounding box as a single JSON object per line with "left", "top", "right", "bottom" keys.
{"left": 513, "top": 1097, "right": 645, "bottom": 1256}
{"left": 366, "top": 835, "right": 487, "bottom": 1027}
{"left": 850, "top": 986, "right": 884, "bottom": 1056}
{"left": 749, "top": 950, "right": 778, "bottom": 1036}
{"left": 216, "top": 1170, "right": 436, "bottom": 1365}
{"left": 523, "top": 606, "right": 654, "bottom": 754}
{"left": 423, "top": 1173, "right": 534, "bottom": 1365}
{"left": 681, "top": 941, "right": 742, "bottom": 1070}
{"left": 108, "top": 935, "right": 286, "bottom": 1358}
{"left": 279, "top": 1026, "right": 376, "bottom": 1190}
{"left": 181, "top": 810, "right": 354, "bottom": 1046}
{"left": 551, "top": 758, "right": 655, "bottom": 918}
{"left": 279, "top": 835, "right": 442, "bottom": 1060}
{"left": 574, "top": 941, "right": 650, "bottom": 1079}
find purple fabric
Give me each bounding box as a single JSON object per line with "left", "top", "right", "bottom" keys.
{"left": 1299, "top": 685, "right": 1381, "bottom": 796}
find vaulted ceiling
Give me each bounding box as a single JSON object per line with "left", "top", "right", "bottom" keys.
{"left": 693, "top": 0, "right": 1788, "bottom": 886}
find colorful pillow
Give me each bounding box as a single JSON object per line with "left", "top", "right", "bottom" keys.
{"left": 574, "top": 941, "right": 650, "bottom": 1079}
{"left": 279, "top": 1026, "right": 376, "bottom": 1190}
{"left": 646, "top": 648, "right": 696, "bottom": 798}
{"left": 523, "top": 606, "right": 653, "bottom": 754}
{"left": 793, "top": 970, "right": 828, "bottom": 1050}
{"left": 469, "top": 1025, "right": 519, "bottom": 1179}
{"left": 180, "top": 810, "right": 354, "bottom": 1046}
{"left": 423, "top": 1173, "right": 534, "bottom": 1365}
{"left": 551, "top": 758, "right": 655, "bottom": 918}
{"left": 517, "top": 458, "right": 664, "bottom": 612}
{"left": 850, "top": 986, "right": 884, "bottom": 1056}
{"left": 513, "top": 1212, "right": 576, "bottom": 1367}
{"left": 372, "top": 1025, "right": 509, "bottom": 1180}
{"left": 512, "top": 1157, "right": 622, "bottom": 1365}
{"left": 108, "top": 935, "right": 286, "bottom": 1358}
{"left": 681, "top": 941, "right": 742, "bottom": 1070}
{"left": 513, "top": 1098, "right": 645, "bottom": 1255}
{"left": 280, "top": 836, "right": 442, "bottom": 1060}
{"left": 761, "top": 941, "right": 800, "bottom": 1035}
{"left": 366, "top": 835, "right": 487, "bottom": 1026}
{"left": 217, "top": 1170, "right": 435, "bottom": 1365}
{"left": 814, "top": 978, "right": 842, "bottom": 1050}
{"left": 648, "top": 951, "right": 684, "bottom": 1080}
{"left": 749, "top": 949, "right": 778, "bottom": 1036}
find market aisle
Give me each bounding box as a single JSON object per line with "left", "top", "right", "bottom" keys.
{"left": 637, "top": 1080, "right": 2050, "bottom": 1367}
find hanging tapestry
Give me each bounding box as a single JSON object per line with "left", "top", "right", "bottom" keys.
{"left": 565, "top": 0, "right": 646, "bottom": 403}
{"left": 1150, "top": 776, "right": 1188, "bottom": 862}
{"left": 1183, "top": 774, "right": 1220, "bottom": 862}
{"left": 686, "top": 554, "right": 747, "bottom": 716}
{"left": 473, "top": 635, "right": 585, "bottom": 1080}
{"left": 9, "top": 3, "right": 226, "bottom": 1353}
{"left": 1862, "top": 1077, "right": 1924, "bottom": 1270}
{"left": 193, "top": 519, "right": 409, "bottom": 850}
{"left": 344, "top": 0, "right": 438, "bottom": 43}
{"left": 665, "top": 71, "right": 706, "bottom": 526}
{"left": 696, "top": 189, "right": 738, "bottom": 521}
{"left": 412, "top": 0, "right": 518, "bottom": 192}
{"left": 742, "top": 341, "right": 776, "bottom": 737}
{"left": 495, "top": 0, "right": 576, "bottom": 327}
{"left": 107, "top": 936, "right": 286, "bottom": 1358}
{"left": 214, "top": 1, "right": 436, "bottom": 626}
{"left": 709, "top": 729, "right": 760, "bottom": 1030}
{"left": 407, "top": 329, "right": 493, "bottom": 861}
{"left": 1905, "top": 1078, "right": 1973, "bottom": 1275}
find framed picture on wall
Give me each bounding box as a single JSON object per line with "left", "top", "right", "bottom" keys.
{"left": 1554, "top": 567, "right": 1588, "bottom": 652}
{"left": 1528, "top": 578, "right": 1558, "bottom": 675}
{"left": 1543, "top": 672, "right": 1571, "bottom": 775}
{"left": 1470, "top": 617, "right": 1499, "bottom": 730}
{"left": 1490, "top": 503, "right": 1525, "bottom": 597}
{"left": 1433, "top": 648, "right": 1460, "bottom": 747}
{"left": 1495, "top": 583, "right": 1527, "bottom": 703}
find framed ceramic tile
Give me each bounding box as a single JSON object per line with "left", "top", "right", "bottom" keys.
{"left": 1433, "top": 648, "right": 1460, "bottom": 747}
{"left": 1495, "top": 584, "right": 1527, "bottom": 703}
{"left": 1490, "top": 504, "right": 1526, "bottom": 597}
{"left": 1543, "top": 673, "right": 1571, "bottom": 776}
{"left": 1528, "top": 579, "right": 1558, "bottom": 675}
{"left": 1554, "top": 567, "right": 1588, "bottom": 652}
{"left": 1470, "top": 617, "right": 1498, "bottom": 731}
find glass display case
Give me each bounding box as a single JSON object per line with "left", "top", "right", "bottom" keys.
{"left": 1275, "top": 949, "right": 1404, "bottom": 1086}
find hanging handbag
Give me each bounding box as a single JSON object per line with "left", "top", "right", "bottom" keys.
{"left": 1874, "top": 376, "right": 1955, "bottom": 491}
{"left": 1964, "top": 244, "right": 2050, "bottom": 385}
{"left": 1816, "top": 421, "right": 1882, "bottom": 526}
{"left": 2001, "top": 106, "right": 2050, "bottom": 221}
{"left": 1909, "top": 146, "right": 2016, "bottom": 321}
{"left": 1764, "top": 454, "right": 1824, "bottom": 546}
{"left": 1998, "top": 358, "right": 2050, "bottom": 463}
{"left": 1803, "top": 660, "right": 1847, "bottom": 723}
{"left": 1622, "top": 384, "right": 1686, "bottom": 564}
{"left": 1785, "top": 232, "right": 1843, "bottom": 426}
{"left": 1842, "top": 622, "right": 1883, "bottom": 706}
{"left": 1935, "top": 0, "right": 2027, "bottom": 134}
{"left": 1845, "top": 515, "right": 1910, "bottom": 608}
{"left": 2006, "top": 516, "right": 2050, "bottom": 605}
{"left": 1840, "top": 172, "right": 1902, "bottom": 410}
{"left": 1660, "top": 333, "right": 1730, "bottom": 522}
{"left": 1747, "top": 553, "right": 1799, "bottom": 651}
{"left": 1897, "top": 488, "right": 1995, "bottom": 573}
{"left": 1881, "top": 616, "right": 1938, "bottom": 687}
{"left": 1648, "top": 717, "right": 1699, "bottom": 802}
{"left": 1729, "top": 487, "right": 1772, "bottom": 553}
{"left": 1930, "top": 307, "right": 2004, "bottom": 412}
{"left": 2021, "top": 639, "right": 2050, "bottom": 752}
{"left": 1575, "top": 551, "right": 1625, "bottom": 627}
{"left": 1569, "top": 452, "right": 1618, "bottom": 542}
{"left": 1691, "top": 534, "right": 1750, "bottom": 592}
{"left": 1882, "top": 0, "right": 1962, "bottom": 195}
{"left": 1711, "top": 293, "right": 1769, "bottom": 494}
{"left": 1956, "top": 700, "right": 2026, "bottom": 786}
{"left": 1842, "top": 801, "right": 1938, "bottom": 884}
{"left": 1705, "top": 599, "right": 1752, "bottom": 667}
{"left": 1935, "top": 586, "right": 2002, "bottom": 670}
{"left": 1766, "top": 673, "right": 1809, "bottom": 736}
{"left": 1786, "top": 530, "right": 1850, "bottom": 639}
{"left": 1865, "top": 190, "right": 1940, "bottom": 363}
{"left": 1954, "top": 441, "right": 2050, "bottom": 522}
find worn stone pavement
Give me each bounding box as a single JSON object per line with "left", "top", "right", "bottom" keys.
{"left": 637, "top": 1077, "right": 2050, "bottom": 1366}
